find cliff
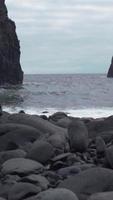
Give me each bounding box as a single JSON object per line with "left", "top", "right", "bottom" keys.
{"left": 107, "top": 57, "right": 113, "bottom": 78}
{"left": 0, "top": 0, "right": 23, "bottom": 85}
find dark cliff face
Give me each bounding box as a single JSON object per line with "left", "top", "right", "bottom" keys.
{"left": 107, "top": 57, "right": 113, "bottom": 78}
{"left": 0, "top": 0, "right": 23, "bottom": 85}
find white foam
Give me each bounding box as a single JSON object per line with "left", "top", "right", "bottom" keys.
{"left": 3, "top": 106, "right": 113, "bottom": 118}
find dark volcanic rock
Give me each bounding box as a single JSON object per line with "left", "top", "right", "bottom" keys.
{"left": 107, "top": 57, "right": 113, "bottom": 78}
{"left": 0, "top": 0, "right": 23, "bottom": 85}
{"left": 58, "top": 167, "right": 113, "bottom": 200}
{"left": 68, "top": 119, "right": 88, "bottom": 152}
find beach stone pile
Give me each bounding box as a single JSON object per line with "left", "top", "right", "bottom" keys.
{"left": 1, "top": 111, "right": 113, "bottom": 199}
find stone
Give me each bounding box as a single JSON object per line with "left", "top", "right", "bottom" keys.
{"left": 57, "top": 166, "right": 81, "bottom": 177}
{"left": 58, "top": 167, "right": 113, "bottom": 200}
{"left": 0, "top": 123, "right": 40, "bottom": 151}
{"left": 0, "top": 149, "right": 26, "bottom": 164}
{"left": 23, "top": 188, "right": 79, "bottom": 200}
{"left": 88, "top": 192, "right": 113, "bottom": 200}
{"left": 27, "top": 140, "right": 54, "bottom": 164}
{"left": 21, "top": 174, "right": 49, "bottom": 190}
{"left": 95, "top": 136, "right": 106, "bottom": 154}
{"left": 105, "top": 145, "right": 113, "bottom": 168}
{"left": 0, "top": 198, "right": 6, "bottom": 200}
{"left": 49, "top": 112, "right": 67, "bottom": 122}
{"left": 0, "top": 0, "right": 23, "bottom": 85}
{"left": 68, "top": 119, "right": 88, "bottom": 152}
{"left": 1, "top": 158, "right": 44, "bottom": 175}
{"left": 8, "top": 182, "right": 40, "bottom": 200}
{"left": 7, "top": 113, "right": 67, "bottom": 137}
{"left": 107, "top": 56, "right": 113, "bottom": 78}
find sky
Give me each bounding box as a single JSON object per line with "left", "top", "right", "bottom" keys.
{"left": 6, "top": 0, "right": 113, "bottom": 74}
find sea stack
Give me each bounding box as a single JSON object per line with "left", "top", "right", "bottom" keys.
{"left": 0, "top": 0, "right": 23, "bottom": 85}
{"left": 107, "top": 57, "right": 113, "bottom": 78}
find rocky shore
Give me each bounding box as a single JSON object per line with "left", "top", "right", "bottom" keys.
{"left": 0, "top": 110, "right": 113, "bottom": 199}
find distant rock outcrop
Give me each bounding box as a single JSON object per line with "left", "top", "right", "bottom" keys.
{"left": 107, "top": 57, "right": 113, "bottom": 78}
{"left": 0, "top": 0, "right": 23, "bottom": 85}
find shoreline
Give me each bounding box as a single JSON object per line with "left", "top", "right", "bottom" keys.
{"left": 0, "top": 110, "right": 113, "bottom": 199}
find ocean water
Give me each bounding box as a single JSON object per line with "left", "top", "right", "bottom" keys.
{"left": 1, "top": 74, "right": 113, "bottom": 118}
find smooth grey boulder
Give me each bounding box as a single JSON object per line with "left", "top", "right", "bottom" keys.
{"left": 0, "top": 123, "right": 41, "bottom": 151}
{"left": 49, "top": 112, "right": 68, "bottom": 122}
{"left": 23, "top": 188, "right": 79, "bottom": 200}
{"left": 88, "top": 192, "right": 113, "bottom": 200}
{"left": 95, "top": 136, "right": 106, "bottom": 154}
{"left": 1, "top": 158, "right": 44, "bottom": 175}
{"left": 68, "top": 119, "right": 88, "bottom": 152}
{"left": 8, "top": 182, "right": 40, "bottom": 200}
{"left": 21, "top": 174, "right": 49, "bottom": 190}
{"left": 27, "top": 140, "right": 54, "bottom": 164}
{"left": 105, "top": 145, "right": 113, "bottom": 168}
{"left": 58, "top": 167, "right": 113, "bottom": 200}
{"left": 0, "top": 149, "right": 26, "bottom": 164}
{"left": 0, "top": 198, "right": 6, "bottom": 200}
{"left": 87, "top": 116, "right": 113, "bottom": 138}
{"left": 7, "top": 113, "right": 67, "bottom": 136}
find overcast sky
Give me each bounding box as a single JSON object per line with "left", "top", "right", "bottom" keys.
{"left": 6, "top": 0, "right": 113, "bottom": 74}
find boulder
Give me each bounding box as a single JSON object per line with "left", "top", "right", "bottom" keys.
{"left": 105, "top": 145, "right": 113, "bottom": 168}
{"left": 7, "top": 113, "right": 67, "bottom": 136}
{"left": 8, "top": 182, "right": 40, "bottom": 200}
{"left": 107, "top": 56, "right": 113, "bottom": 78}
{"left": 21, "top": 174, "right": 49, "bottom": 190}
{"left": 0, "top": 0, "right": 23, "bottom": 85}
{"left": 87, "top": 116, "right": 113, "bottom": 139}
{"left": 68, "top": 119, "right": 88, "bottom": 152}
{"left": 49, "top": 112, "right": 68, "bottom": 122}
{"left": 88, "top": 192, "right": 113, "bottom": 200}
{"left": 95, "top": 136, "right": 106, "bottom": 154}
{"left": 27, "top": 140, "right": 54, "bottom": 164}
{"left": 58, "top": 167, "right": 113, "bottom": 200}
{"left": 23, "top": 188, "right": 79, "bottom": 200}
{"left": 0, "top": 198, "right": 6, "bottom": 200}
{"left": 0, "top": 149, "right": 26, "bottom": 164}
{"left": 1, "top": 158, "right": 44, "bottom": 175}
{"left": 0, "top": 123, "right": 40, "bottom": 151}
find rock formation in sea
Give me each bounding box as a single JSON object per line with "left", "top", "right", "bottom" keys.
{"left": 0, "top": 0, "right": 23, "bottom": 85}
{"left": 107, "top": 57, "right": 113, "bottom": 78}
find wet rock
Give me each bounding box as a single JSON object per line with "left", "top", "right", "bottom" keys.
{"left": 7, "top": 113, "right": 67, "bottom": 136}
{"left": 23, "top": 188, "right": 79, "bottom": 200}
{"left": 49, "top": 112, "right": 68, "bottom": 122}
{"left": 0, "top": 0, "right": 23, "bottom": 85}
{"left": 0, "top": 123, "right": 41, "bottom": 151}
{"left": 105, "top": 145, "right": 113, "bottom": 168}
{"left": 8, "top": 182, "right": 40, "bottom": 200}
{"left": 54, "top": 117, "right": 72, "bottom": 128}
{"left": 1, "top": 158, "right": 44, "bottom": 175}
{"left": 57, "top": 166, "right": 81, "bottom": 178}
{"left": 88, "top": 191, "right": 113, "bottom": 200}
{"left": 107, "top": 56, "right": 113, "bottom": 78}
{"left": 21, "top": 174, "right": 49, "bottom": 190}
{"left": 27, "top": 140, "right": 54, "bottom": 164}
{"left": 51, "top": 153, "right": 72, "bottom": 162}
{"left": 68, "top": 119, "right": 88, "bottom": 152}
{"left": 95, "top": 136, "right": 106, "bottom": 155}
{"left": 0, "top": 149, "right": 26, "bottom": 164}
{"left": 58, "top": 167, "right": 113, "bottom": 199}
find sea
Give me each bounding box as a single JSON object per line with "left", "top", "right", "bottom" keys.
{"left": 1, "top": 74, "right": 113, "bottom": 118}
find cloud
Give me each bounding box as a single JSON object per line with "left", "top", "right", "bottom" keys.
{"left": 5, "top": 0, "right": 113, "bottom": 73}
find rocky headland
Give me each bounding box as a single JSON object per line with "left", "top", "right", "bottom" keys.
{"left": 107, "top": 57, "right": 113, "bottom": 77}
{"left": 0, "top": 109, "right": 113, "bottom": 199}
{"left": 0, "top": 0, "right": 23, "bottom": 85}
